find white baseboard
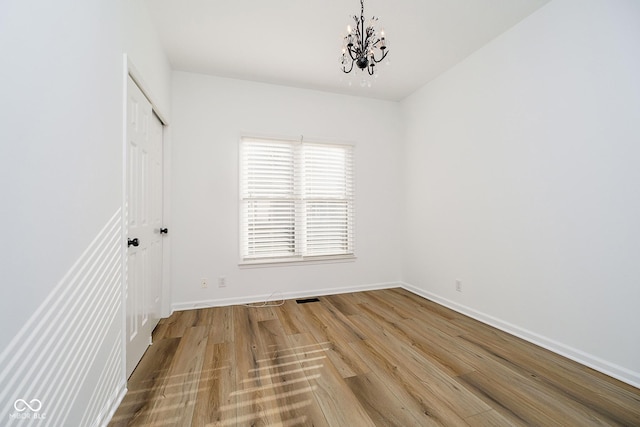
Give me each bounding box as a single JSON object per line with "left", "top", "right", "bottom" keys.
{"left": 99, "top": 382, "right": 127, "bottom": 427}
{"left": 171, "top": 281, "right": 400, "bottom": 312}
{"left": 400, "top": 282, "right": 640, "bottom": 389}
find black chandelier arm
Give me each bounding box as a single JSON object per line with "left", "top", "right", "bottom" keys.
{"left": 361, "top": 34, "right": 371, "bottom": 52}
{"left": 342, "top": 59, "right": 355, "bottom": 74}
{"left": 370, "top": 48, "right": 389, "bottom": 64}
{"left": 354, "top": 19, "right": 364, "bottom": 46}
{"left": 346, "top": 45, "right": 359, "bottom": 61}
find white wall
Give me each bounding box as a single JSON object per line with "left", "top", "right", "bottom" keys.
{"left": 123, "top": 0, "right": 172, "bottom": 117}
{"left": 170, "top": 72, "right": 403, "bottom": 308}
{"left": 402, "top": 0, "right": 640, "bottom": 386}
{"left": 0, "top": 0, "right": 171, "bottom": 425}
{"left": 0, "top": 0, "right": 122, "bottom": 353}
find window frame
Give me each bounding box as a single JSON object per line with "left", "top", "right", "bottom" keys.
{"left": 239, "top": 136, "right": 356, "bottom": 267}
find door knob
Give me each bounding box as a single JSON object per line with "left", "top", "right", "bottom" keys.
{"left": 128, "top": 238, "right": 139, "bottom": 247}
{"left": 160, "top": 228, "right": 168, "bottom": 235}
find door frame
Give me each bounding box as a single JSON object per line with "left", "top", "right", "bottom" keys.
{"left": 121, "top": 54, "right": 171, "bottom": 379}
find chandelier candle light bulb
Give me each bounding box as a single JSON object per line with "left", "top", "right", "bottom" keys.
{"left": 340, "top": 0, "right": 389, "bottom": 78}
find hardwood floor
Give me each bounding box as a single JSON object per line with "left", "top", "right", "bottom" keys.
{"left": 109, "top": 288, "right": 640, "bottom": 426}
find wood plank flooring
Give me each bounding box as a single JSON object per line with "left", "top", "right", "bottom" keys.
{"left": 109, "top": 288, "right": 640, "bottom": 426}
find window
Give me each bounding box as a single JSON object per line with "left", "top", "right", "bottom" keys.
{"left": 240, "top": 137, "right": 354, "bottom": 264}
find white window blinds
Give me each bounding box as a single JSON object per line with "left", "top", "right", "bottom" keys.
{"left": 240, "top": 137, "right": 354, "bottom": 263}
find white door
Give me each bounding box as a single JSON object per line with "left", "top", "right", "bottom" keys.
{"left": 126, "top": 76, "right": 164, "bottom": 378}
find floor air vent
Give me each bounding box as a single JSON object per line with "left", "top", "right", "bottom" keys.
{"left": 296, "top": 297, "right": 320, "bottom": 304}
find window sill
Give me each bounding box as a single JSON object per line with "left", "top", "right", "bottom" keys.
{"left": 239, "top": 255, "right": 357, "bottom": 268}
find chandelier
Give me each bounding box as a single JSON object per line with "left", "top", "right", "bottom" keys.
{"left": 341, "top": 0, "right": 389, "bottom": 77}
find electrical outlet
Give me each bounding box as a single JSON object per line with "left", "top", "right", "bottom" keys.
{"left": 456, "top": 280, "right": 462, "bottom": 292}
{"left": 218, "top": 276, "right": 227, "bottom": 288}
{"left": 201, "top": 278, "right": 208, "bottom": 288}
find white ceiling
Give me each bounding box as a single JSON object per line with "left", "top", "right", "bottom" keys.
{"left": 144, "top": 0, "right": 550, "bottom": 101}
